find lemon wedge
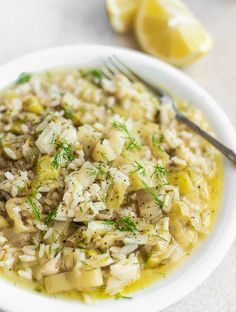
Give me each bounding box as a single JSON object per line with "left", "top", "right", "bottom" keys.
{"left": 105, "top": 0, "right": 139, "bottom": 33}
{"left": 135, "top": 0, "right": 212, "bottom": 66}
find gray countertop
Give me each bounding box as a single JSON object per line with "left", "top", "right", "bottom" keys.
{"left": 0, "top": 1, "right": 236, "bottom": 311}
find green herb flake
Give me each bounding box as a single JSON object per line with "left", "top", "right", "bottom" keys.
{"left": 90, "top": 69, "right": 102, "bottom": 80}
{"left": 106, "top": 171, "right": 115, "bottom": 184}
{"left": 99, "top": 152, "right": 109, "bottom": 162}
{"left": 105, "top": 217, "right": 137, "bottom": 233}
{"left": 16, "top": 72, "right": 31, "bottom": 85}
{"left": 152, "top": 164, "right": 167, "bottom": 184}
{"left": 140, "top": 178, "right": 164, "bottom": 209}
{"left": 63, "top": 105, "right": 74, "bottom": 120}
{"left": 105, "top": 220, "right": 117, "bottom": 226}
{"left": 112, "top": 121, "right": 142, "bottom": 151}
{"left": 115, "top": 293, "right": 132, "bottom": 300}
{"left": 126, "top": 137, "right": 142, "bottom": 150}
{"left": 45, "top": 208, "right": 58, "bottom": 224}
{"left": 129, "top": 161, "right": 146, "bottom": 176}
{"left": 26, "top": 196, "right": 41, "bottom": 221}
{"left": 151, "top": 134, "right": 164, "bottom": 152}
{"left": 88, "top": 164, "right": 106, "bottom": 176}
{"left": 117, "top": 217, "right": 137, "bottom": 232}
{"left": 52, "top": 141, "right": 75, "bottom": 169}
{"left": 112, "top": 120, "right": 129, "bottom": 134}
{"left": 34, "top": 285, "right": 43, "bottom": 293}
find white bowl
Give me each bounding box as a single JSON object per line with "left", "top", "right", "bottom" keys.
{"left": 0, "top": 45, "right": 236, "bottom": 312}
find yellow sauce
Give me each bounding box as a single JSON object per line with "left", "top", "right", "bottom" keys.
{"left": 0, "top": 156, "right": 223, "bottom": 302}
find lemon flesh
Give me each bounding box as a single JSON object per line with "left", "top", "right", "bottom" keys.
{"left": 135, "top": 0, "right": 212, "bottom": 66}
{"left": 105, "top": 0, "right": 139, "bottom": 33}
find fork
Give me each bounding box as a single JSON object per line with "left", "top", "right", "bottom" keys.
{"left": 101, "top": 55, "right": 236, "bottom": 166}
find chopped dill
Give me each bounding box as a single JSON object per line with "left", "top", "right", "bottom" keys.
{"left": 63, "top": 105, "right": 74, "bottom": 120}
{"left": 52, "top": 141, "right": 75, "bottom": 169}
{"left": 26, "top": 196, "right": 41, "bottom": 221}
{"left": 140, "top": 178, "right": 164, "bottom": 209}
{"left": 87, "top": 167, "right": 98, "bottom": 176}
{"left": 34, "top": 285, "right": 44, "bottom": 293}
{"left": 151, "top": 134, "right": 164, "bottom": 151}
{"left": 152, "top": 164, "right": 167, "bottom": 184}
{"left": 106, "top": 171, "right": 115, "bottom": 183}
{"left": 16, "top": 72, "right": 31, "bottom": 85}
{"left": 112, "top": 120, "right": 142, "bottom": 151}
{"left": 94, "top": 163, "right": 106, "bottom": 176}
{"left": 88, "top": 164, "right": 106, "bottom": 177}
{"left": 105, "top": 217, "right": 137, "bottom": 233}
{"left": 99, "top": 152, "right": 109, "bottom": 162}
{"left": 117, "top": 217, "right": 137, "bottom": 232}
{"left": 105, "top": 220, "right": 116, "bottom": 226}
{"left": 112, "top": 120, "right": 129, "bottom": 134}
{"left": 88, "top": 164, "right": 115, "bottom": 184}
{"left": 90, "top": 69, "right": 102, "bottom": 80}
{"left": 126, "top": 136, "right": 142, "bottom": 150}
{"left": 115, "top": 293, "right": 132, "bottom": 300}
{"left": 129, "top": 161, "right": 146, "bottom": 176}
{"left": 44, "top": 208, "right": 58, "bottom": 224}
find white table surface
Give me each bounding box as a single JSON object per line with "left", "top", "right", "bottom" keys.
{"left": 0, "top": 1, "right": 236, "bottom": 311}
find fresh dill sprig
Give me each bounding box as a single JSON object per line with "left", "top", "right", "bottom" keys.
{"left": 129, "top": 161, "right": 146, "bottom": 176}
{"left": 139, "top": 178, "right": 164, "bottom": 209}
{"left": 105, "top": 217, "right": 137, "bottom": 233}
{"left": 151, "top": 134, "right": 164, "bottom": 152}
{"left": 16, "top": 72, "right": 31, "bottom": 85}
{"left": 117, "top": 217, "right": 137, "bottom": 232}
{"left": 152, "top": 164, "right": 167, "bottom": 184}
{"left": 26, "top": 196, "right": 41, "bottom": 221}
{"left": 112, "top": 120, "right": 129, "bottom": 133}
{"left": 63, "top": 105, "right": 74, "bottom": 120}
{"left": 106, "top": 171, "right": 115, "bottom": 183}
{"left": 99, "top": 151, "right": 109, "bottom": 162}
{"left": 88, "top": 164, "right": 115, "bottom": 184}
{"left": 112, "top": 120, "right": 142, "bottom": 151}
{"left": 88, "top": 164, "right": 106, "bottom": 177}
{"left": 126, "top": 137, "right": 142, "bottom": 150}
{"left": 52, "top": 141, "right": 75, "bottom": 169}
{"left": 90, "top": 69, "right": 102, "bottom": 80}
{"left": 87, "top": 167, "right": 98, "bottom": 176}
{"left": 44, "top": 208, "right": 58, "bottom": 225}
{"left": 105, "top": 220, "right": 116, "bottom": 226}
{"left": 95, "top": 164, "right": 106, "bottom": 176}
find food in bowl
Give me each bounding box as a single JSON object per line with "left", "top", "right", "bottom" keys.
{"left": 0, "top": 67, "right": 222, "bottom": 302}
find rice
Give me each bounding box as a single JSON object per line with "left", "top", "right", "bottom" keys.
{"left": 0, "top": 67, "right": 222, "bottom": 300}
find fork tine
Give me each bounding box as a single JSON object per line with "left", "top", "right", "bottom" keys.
{"left": 111, "top": 55, "right": 138, "bottom": 82}
{"left": 112, "top": 55, "right": 152, "bottom": 86}
{"left": 101, "top": 64, "right": 114, "bottom": 79}
{"left": 112, "top": 55, "right": 163, "bottom": 96}
{"left": 105, "top": 59, "right": 119, "bottom": 77}
{"left": 108, "top": 57, "right": 136, "bottom": 83}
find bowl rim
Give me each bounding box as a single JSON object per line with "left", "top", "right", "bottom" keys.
{"left": 0, "top": 44, "right": 236, "bottom": 312}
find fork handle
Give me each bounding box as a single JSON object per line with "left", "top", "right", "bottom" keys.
{"left": 176, "top": 111, "right": 236, "bottom": 165}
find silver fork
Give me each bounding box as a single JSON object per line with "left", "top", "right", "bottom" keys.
{"left": 102, "top": 55, "right": 236, "bottom": 166}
